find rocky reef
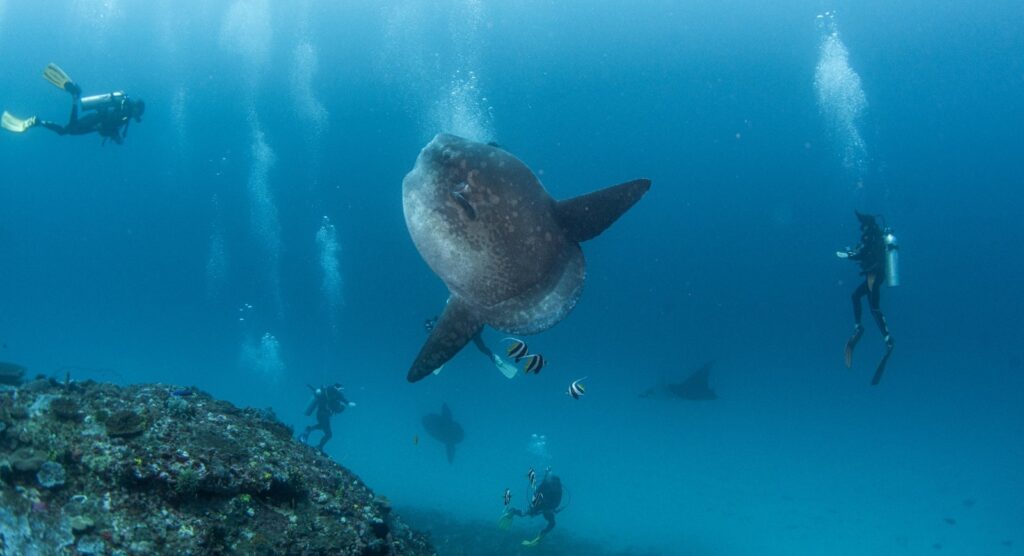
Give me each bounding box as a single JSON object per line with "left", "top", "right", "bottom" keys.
{"left": 0, "top": 377, "right": 435, "bottom": 556}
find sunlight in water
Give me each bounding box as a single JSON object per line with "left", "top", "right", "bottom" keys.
{"left": 219, "top": 0, "right": 272, "bottom": 80}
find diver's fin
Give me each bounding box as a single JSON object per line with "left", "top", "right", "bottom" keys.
{"left": 1, "top": 112, "right": 37, "bottom": 133}
{"left": 870, "top": 339, "right": 894, "bottom": 386}
{"left": 42, "top": 63, "right": 76, "bottom": 92}
{"left": 555, "top": 178, "right": 651, "bottom": 242}
{"left": 497, "top": 510, "right": 514, "bottom": 530}
{"left": 407, "top": 296, "right": 483, "bottom": 382}
{"left": 521, "top": 535, "right": 543, "bottom": 547}
{"left": 843, "top": 324, "right": 864, "bottom": 368}
{"left": 493, "top": 355, "right": 519, "bottom": 379}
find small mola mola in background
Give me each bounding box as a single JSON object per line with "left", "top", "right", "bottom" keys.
{"left": 402, "top": 134, "right": 650, "bottom": 382}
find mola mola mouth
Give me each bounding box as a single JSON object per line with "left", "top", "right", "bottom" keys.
{"left": 402, "top": 133, "right": 650, "bottom": 382}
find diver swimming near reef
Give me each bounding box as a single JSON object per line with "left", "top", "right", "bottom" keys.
{"left": 2, "top": 63, "right": 144, "bottom": 145}
{"left": 498, "top": 468, "right": 566, "bottom": 547}
{"left": 299, "top": 383, "right": 354, "bottom": 451}
{"left": 837, "top": 210, "right": 899, "bottom": 384}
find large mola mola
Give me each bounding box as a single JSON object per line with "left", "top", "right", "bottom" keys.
{"left": 403, "top": 134, "right": 650, "bottom": 382}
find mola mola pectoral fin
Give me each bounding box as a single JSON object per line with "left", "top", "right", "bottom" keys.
{"left": 408, "top": 297, "right": 483, "bottom": 382}
{"left": 555, "top": 179, "right": 652, "bottom": 243}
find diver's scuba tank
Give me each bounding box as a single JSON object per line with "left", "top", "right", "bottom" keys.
{"left": 883, "top": 227, "right": 899, "bottom": 286}
{"left": 80, "top": 91, "right": 128, "bottom": 112}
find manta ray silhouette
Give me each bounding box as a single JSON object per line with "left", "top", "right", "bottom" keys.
{"left": 403, "top": 134, "right": 651, "bottom": 382}
{"left": 421, "top": 402, "right": 464, "bottom": 464}
{"left": 640, "top": 361, "right": 718, "bottom": 401}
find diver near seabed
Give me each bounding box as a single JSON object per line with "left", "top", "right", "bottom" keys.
{"left": 499, "top": 468, "right": 566, "bottom": 547}
{"left": 298, "top": 383, "right": 354, "bottom": 451}
{"left": 837, "top": 210, "right": 899, "bottom": 385}
{"left": 1, "top": 63, "right": 144, "bottom": 145}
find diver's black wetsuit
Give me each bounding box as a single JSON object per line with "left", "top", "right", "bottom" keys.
{"left": 509, "top": 474, "right": 563, "bottom": 539}
{"left": 38, "top": 85, "right": 141, "bottom": 145}
{"left": 300, "top": 384, "right": 349, "bottom": 451}
{"left": 846, "top": 214, "right": 891, "bottom": 343}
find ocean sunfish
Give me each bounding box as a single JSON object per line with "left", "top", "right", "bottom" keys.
{"left": 403, "top": 134, "right": 650, "bottom": 382}
{"left": 421, "top": 402, "right": 464, "bottom": 464}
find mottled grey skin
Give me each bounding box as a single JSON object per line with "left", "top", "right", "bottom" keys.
{"left": 403, "top": 134, "right": 650, "bottom": 382}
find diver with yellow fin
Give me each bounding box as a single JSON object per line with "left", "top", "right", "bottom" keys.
{"left": 498, "top": 467, "right": 566, "bottom": 547}
{"left": 837, "top": 210, "right": 899, "bottom": 384}
{"left": 2, "top": 63, "right": 144, "bottom": 145}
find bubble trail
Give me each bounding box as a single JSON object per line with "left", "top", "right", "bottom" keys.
{"left": 814, "top": 11, "right": 868, "bottom": 173}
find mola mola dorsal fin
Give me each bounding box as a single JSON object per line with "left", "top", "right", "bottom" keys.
{"left": 408, "top": 297, "right": 483, "bottom": 383}
{"left": 555, "top": 179, "right": 651, "bottom": 243}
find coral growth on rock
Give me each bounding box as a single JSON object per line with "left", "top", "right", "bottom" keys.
{"left": 0, "top": 379, "right": 435, "bottom": 555}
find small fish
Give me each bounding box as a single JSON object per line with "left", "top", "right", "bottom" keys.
{"left": 171, "top": 388, "right": 195, "bottom": 397}
{"left": 527, "top": 467, "right": 536, "bottom": 488}
{"left": 413, "top": 435, "right": 419, "bottom": 445}
{"left": 523, "top": 354, "right": 545, "bottom": 374}
{"left": 503, "top": 488, "right": 512, "bottom": 507}
{"left": 567, "top": 377, "right": 587, "bottom": 400}
{"left": 504, "top": 338, "right": 529, "bottom": 362}
{"left": 531, "top": 491, "right": 544, "bottom": 508}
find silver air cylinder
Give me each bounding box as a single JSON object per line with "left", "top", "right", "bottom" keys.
{"left": 80, "top": 91, "right": 127, "bottom": 112}
{"left": 884, "top": 228, "right": 899, "bottom": 287}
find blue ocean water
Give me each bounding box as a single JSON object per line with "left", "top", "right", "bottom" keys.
{"left": 1, "top": 1, "right": 1022, "bottom": 554}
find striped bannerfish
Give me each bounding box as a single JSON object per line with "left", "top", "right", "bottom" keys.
{"left": 503, "top": 338, "right": 529, "bottom": 362}
{"left": 567, "top": 378, "right": 586, "bottom": 400}
{"left": 523, "top": 354, "right": 545, "bottom": 374}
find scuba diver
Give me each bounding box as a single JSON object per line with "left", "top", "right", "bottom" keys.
{"left": 1, "top": 63, "right": 144, "bottom": 145}
{"left": 498, "top": 468, "right": 566, "bottom": 547}
{"left": 837, "top": 210, "right": 899, "bottom": 385}
{"left": 424, "top": 316, "right": 518, "bottom": 378}
{"left": 298, "top": 383, "right": 354, "bottom": 451}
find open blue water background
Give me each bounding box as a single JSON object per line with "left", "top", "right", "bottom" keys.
{"left": 1, "top": 1, "right": 1021, "bottom": 554}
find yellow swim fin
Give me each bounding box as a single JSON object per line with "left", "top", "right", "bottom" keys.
{"left": 1, "top": 111, "right": 37, "bottom": 133}
{"left": 497, "top": 510, "right": 514, "bottom": 530}
{"left": 42, "top": 63, "right": 74, "bottom": 91}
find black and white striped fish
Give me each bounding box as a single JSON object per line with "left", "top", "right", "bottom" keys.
{"left": 531, "top": 491, "right": 544, "bottom": 509}
{"left": 567, "top": 377, "right": 587, "bottom": 400}
{"left": 523, "top": 354, "right": 545, "bottom": 374}
{"left": 504, "top": 338, "right": 531, "bottom": 362}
